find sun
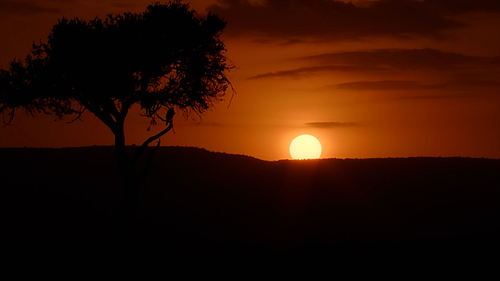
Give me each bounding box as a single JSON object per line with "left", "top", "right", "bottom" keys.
{"left": 289, "top": 134, "right": 322, "bottom": 159}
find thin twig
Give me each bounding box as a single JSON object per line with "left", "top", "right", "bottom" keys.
{"left": 66, "top": 108, "right": 86, "bottom": 124}
{"left": 226, "top": 81, "right": 236, "bottom": 109}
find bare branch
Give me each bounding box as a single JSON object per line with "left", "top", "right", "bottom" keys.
{"left": 132, "top": 121, "right": 173, "bottom": 166}
{"left": 65, "top": 107, "right": 86, "bottom": 124}
{"left": 119, "top": 95, "right": 140, "bottom": 121}
{"left": 78, "top": 100, "right": 117, "bottom": 133}
{"left": 139, "top": 139, "right": 161, "bottom": 181}
{"left": 226, "top": 81, "right": 237, "bottom": 109}
{"left": 102, "top": 100, "right": 121, "bottom": 120}
{"left": 1, "top": 108, "right": 16, "bottom": 126}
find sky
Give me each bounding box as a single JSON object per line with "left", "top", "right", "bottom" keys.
{"left": 1, "top": 0, "right": 499, "bottom": 160}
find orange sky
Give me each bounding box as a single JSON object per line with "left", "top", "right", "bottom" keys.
{"left": 1, "top": 0, "right": 499, "bottom": 160}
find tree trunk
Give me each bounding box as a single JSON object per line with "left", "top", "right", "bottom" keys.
{"left": 108, "top": 118, "right": 168, "bottom": 239}
{"left": 112, "top": 125, "right": 141, "bottom": 233}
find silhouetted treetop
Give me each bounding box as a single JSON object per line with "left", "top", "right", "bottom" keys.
{"left": 0, "top": 1, "right": 232, "bottom": 127}
{"left": 0, "top": 2, "right": 234, "bottom": 224}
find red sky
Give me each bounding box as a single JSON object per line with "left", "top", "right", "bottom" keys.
{"left": 1, "top": 0, "right": 499, "bottom": 160}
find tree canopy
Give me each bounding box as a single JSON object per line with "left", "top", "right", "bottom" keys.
{"left": 0, "top": 1, "right": 232, "bottom": 134}
{"left": 0, "top": 2, "right": 233, "bottom": 222}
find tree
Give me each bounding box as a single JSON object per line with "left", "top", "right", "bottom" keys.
{"left": 0, "top": 1, "right": 233, "bottom": 225}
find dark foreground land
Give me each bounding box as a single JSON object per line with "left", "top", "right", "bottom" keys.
{"left": 1, "top": 146, "right": 499, "bottom": 257}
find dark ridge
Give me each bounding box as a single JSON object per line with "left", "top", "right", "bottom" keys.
{"left": 1, "top": 146, "right": 499, "bottom": 258}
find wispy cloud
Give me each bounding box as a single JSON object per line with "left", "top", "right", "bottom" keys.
{"left": 335, "top": 80, "right": 427, "bottom": 90}
{"left": 179, "top": 121, "right": 225, "bottom": 127}
{"left": 394, "top": 94, "right": 467, "bottom": 100}
{"left": 248, "top": 65, "right": 381, "bottom": 80}
{"left": 305, "top": 121, "right": 358, "bottom": 128}
{"left": 334, "top": 76, "right": 500, "bottom": 92}
{"left": 251, "top": 49, "right": 500, "bottom": 91}
{"left": 300, "top": 49, "right": 483, "bottom": 70}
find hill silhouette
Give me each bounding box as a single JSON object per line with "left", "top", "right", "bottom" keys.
{"left": 1, "top": 146, "right": 499, "bottom": 256}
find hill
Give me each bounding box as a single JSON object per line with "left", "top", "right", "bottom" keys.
{"left": 1, "top": 146, "right": 499, "bottom": 256}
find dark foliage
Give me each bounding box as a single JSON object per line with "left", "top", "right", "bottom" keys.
{"left": 0, "top": 2, "right": 232, "bottom": 127}
{"left": 0, "top": 1, "right": 233, "bottom": 228}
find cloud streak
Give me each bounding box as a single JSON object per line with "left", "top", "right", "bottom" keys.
{"left": 300, "top": 48, "right": 486, "bottom": 70}
{"left": 305, "top": 122, "right": 358, "bottom": 128}
{"left": 336, "top": 80, "right": 429, "bottom": 91}
{"left": 248, "top": 65, "right": 381, "bottom": 79}
{"left": 336, "top": 78, "right": 500, "bottom": 91}
{"left": 179, "top": 121, "right": 226, "bottom": 127}
{"left": 250, "top": 48, "right": 500, "bottom": 94}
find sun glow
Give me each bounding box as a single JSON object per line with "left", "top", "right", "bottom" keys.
{"left": 289, "top": 134, "right": 322, "bottom": 159}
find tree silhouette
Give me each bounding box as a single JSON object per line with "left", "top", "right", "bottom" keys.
{"left": 0, "top": 1, "right": 233, "bottom": 225}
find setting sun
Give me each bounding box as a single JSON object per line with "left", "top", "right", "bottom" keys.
{"left": 290, "top": 134, "right": 322, "bottom": 159}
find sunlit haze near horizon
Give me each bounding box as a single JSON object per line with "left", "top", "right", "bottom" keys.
{"left": 1, "top": 0, "right": 499, "bottom": 160}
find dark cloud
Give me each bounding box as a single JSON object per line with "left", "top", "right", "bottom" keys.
{"left": 251, "top": 48, "right": 500, "bottom": 94}
{"left": 332, "top": 81, "right": 470, "bottom": 99}
{"left": 207, "top": 0, "right": 500, "bottom": 41}
{"left": 301, "top": 48, "right": 480, "bottom": 70}
{"left": 335, "top": 76, "right": 500, "bottom": 92}
{"left": 180, "top": 121, "right": 225, "bottom": 127}
{"left": 251, "top": 48, "right": 498, "bottom": 80}
{"left": 248, "top": 65, "right": 381, "bottom": 80}
{"left": 0, "top": 0, "right": 63, "bottom": 15}
{"left": 425, "top": 0, "right": 500, "bottom": 14}
{"left": 305, "top": 122, "right": 358, "bottom": 128}
{"left": 336, "top": 80, "right": 427, "bottom": 90}
{"left": 395, "top": 94, "right": 466, "bottom": 100}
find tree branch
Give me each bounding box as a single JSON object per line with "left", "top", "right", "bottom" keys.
{"left": 106, "top": 101, "right": 120, "bottom": 117}
{"left": 120, "top": 95, "right": 139, "bottom": 120}
{"left": 1, "top": 107, "right": 16, "bottom": 126}
{"left": 78, "top": 100, "right": 117, "bottom": 133}
{"left": 132, "top": 121, "right": 173, "bottom": 166}
{"left": 139, "top": 138, "right": 161, "bottom": 181}
{"left": 65, "top": 107, "right": 86, "bottom": 124}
